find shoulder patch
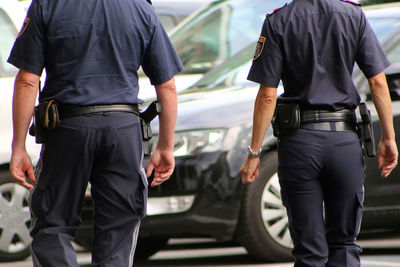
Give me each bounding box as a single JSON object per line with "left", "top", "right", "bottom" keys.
{"left": 17, "top": 17, "right": 30, "bottom": 38}
{"left": 253, "top": 36, "right": 266, "bottom": 61}
{"left": 267, "top": 3, "right": 288, "bottom": 17}
{"left": 340, "top": 0, "right": 361, "bottom": 6}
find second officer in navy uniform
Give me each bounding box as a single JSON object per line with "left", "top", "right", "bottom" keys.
{"left": 241, "top": 0, "right": 398, "bottom": 266}
{"left": 8, "top": 0, "right": 182, "bottom": 266}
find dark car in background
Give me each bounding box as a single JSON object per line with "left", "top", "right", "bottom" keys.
{"left": 134, "top": 2, "right": 400, "bottom": 261}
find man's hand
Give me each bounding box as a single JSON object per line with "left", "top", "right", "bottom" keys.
{"left": 9, "top": 150, "right": 35, "bottom": 190}
{"left": 240, "top": 157, "right": 260, "bottom": 184}
{"left": 149, "top": 78, "right": 177, "bottom": 187}
{"left": 146, "top": 148, "right": 175, "bottom": 187}
{"left": 378, "top": 139, "right": 398, "bottom": 177}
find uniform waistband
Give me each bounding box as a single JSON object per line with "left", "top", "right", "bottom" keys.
{"left": 58, "top": 104, "right": 139, "bottom": 119}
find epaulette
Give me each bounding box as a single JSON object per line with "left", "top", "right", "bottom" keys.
{"left": 267, "top": 3, "right": 287, "bottom": 17}
{"left": 340, "top": 0, "right": 361, "bottom": 7}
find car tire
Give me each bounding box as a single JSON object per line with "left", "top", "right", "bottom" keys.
{"left": 236, "top": 151, "right": 293, "bottom": 262}
{"left": 135, "top": 237, "right": 169, "bottom": 260}
{"left": 0, "top": 170, "right": 31, "bottom": 262}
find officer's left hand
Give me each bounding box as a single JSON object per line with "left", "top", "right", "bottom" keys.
{"left": 240, "top": 157, "right": 260, "bottom": 184}
{"left": 146, "top": 148, "right": 175, "bottom": 187}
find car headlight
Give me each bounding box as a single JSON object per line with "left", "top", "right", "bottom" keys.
{"left": 151, "top": 129, "right": 226, "bottom": 157}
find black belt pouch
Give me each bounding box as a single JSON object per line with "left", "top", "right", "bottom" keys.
{"left": 29, "top": 100, "right": 61, "bottom": 143}
{"left": 272, "top": 103, "right": 301, "bottom": 137}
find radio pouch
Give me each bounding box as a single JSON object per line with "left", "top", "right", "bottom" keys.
{"left": 272, "top": 103, "right": 301, "bottom": 137}
{"left": 30, "top": 100, "right": 61, "bottom": 143}
{"left": 36, "top": 100, "right": 61, "bottom": 130}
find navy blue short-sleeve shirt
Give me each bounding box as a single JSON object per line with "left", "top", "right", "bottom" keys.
{"left": 247, "top": 0, "right": 390, "bottom": 110}
{"left": 8, "top": 0, "right": 183, "bottom": 105}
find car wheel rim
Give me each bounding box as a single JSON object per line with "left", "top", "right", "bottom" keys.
{"left": 260, "top": 172, "right": 293, "bottom": 249}
{"left": 0, "top": 183, "right": 31, "bottom": 254}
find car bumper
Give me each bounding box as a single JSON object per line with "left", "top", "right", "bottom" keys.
{"left": 78, "top": 151, "right": 244, "bottom": 242}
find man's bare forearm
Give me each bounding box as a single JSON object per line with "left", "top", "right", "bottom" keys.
{"left": 12, "top": 70, "right": 40, "bottom": 152}
{"left": 250, "top": 85, "right": 277, "bottom": 151}
{"left": 154, "top": 78, "right": 177, "bottom": 151}
{"left": 368, "top": 72, "right": 395, "bottom": 141}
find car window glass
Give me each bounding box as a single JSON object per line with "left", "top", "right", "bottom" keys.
{"left": 368, "top": 18, "right": 400, "bottom": 43}
{"left": 171, "top": 0, "right": 289, "bottom": 74}
{"left": 172, "top": 8, "right": 223, "bottom": 74}
{"left": 214, "top": 62, "right": 253, "bottom": 88}
{"left": 0, "top": 8, "right": 18, "bottom": 77}
{"left": 190, "top": 43, "right": 254, "bottom": 89}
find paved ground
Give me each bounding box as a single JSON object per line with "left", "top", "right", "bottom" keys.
{"left": 0, "top": 238, "right": 399, "bottom": 267}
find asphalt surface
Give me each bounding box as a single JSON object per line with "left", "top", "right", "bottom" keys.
{"left": 0, "top": 238, "right": 399, "bottom": 267}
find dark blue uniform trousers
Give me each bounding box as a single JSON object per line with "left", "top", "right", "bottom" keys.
{"left": 30, "top": 112, "right": 148, "bottom": 267}
{"left": 278, "top": 129, "right": 365, "bottom": 267}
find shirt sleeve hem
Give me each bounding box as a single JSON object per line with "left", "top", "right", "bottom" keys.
{"left": 149, "top": 65, "right": 183, "bottom": 85}
{"left": 363, "top": 59, "right": 391, "bottom": 79}
{"left": 247, "top": 74, "right": 280, "bottom": 88}
{"left": 7, "top": 57, "right": 43, "bottom": 76}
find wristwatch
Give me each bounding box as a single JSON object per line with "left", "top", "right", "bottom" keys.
{"left": 247, "top": 146, "right": 262, "bottom": 158}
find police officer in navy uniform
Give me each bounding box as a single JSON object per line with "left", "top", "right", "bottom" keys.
{"left": 241, "top": 0, "right": 398, "bottom": 266}
{"left": 8, "top": 0, "right": 182, "bottom": 265}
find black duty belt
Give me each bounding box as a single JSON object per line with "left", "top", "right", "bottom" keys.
{"left": 300, "top": 109, "right": 356, "bottom": 132}
{"left": 301, "top": 109, "right": 356, "bottom": 123}
{"left": 301, "top": 121, "right": 356, "bottom": 131}
{"left": 58, "top": 104, "right": 139, "bottom": 119}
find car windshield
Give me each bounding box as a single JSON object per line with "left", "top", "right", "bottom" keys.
{"left": 187, "top": 43, "right": 254, "bottom": 90}
{"left": 187, "top": 12, "right": 400, "bottom": 91}
{"left": 170, "top": 0, "right": 289, "bottom": 74}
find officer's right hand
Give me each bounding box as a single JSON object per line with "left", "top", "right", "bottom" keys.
{"left": 9, "top": 150, "right": 36, "bottom": 190}
{"left": 240, "top": 157, "right": 260, "bottom": 184}
{"left": 146, "top": 148, "right": 175, "bottom": 187}
{"left": 378, "top": 139, "right": 398, "bottom": 178}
